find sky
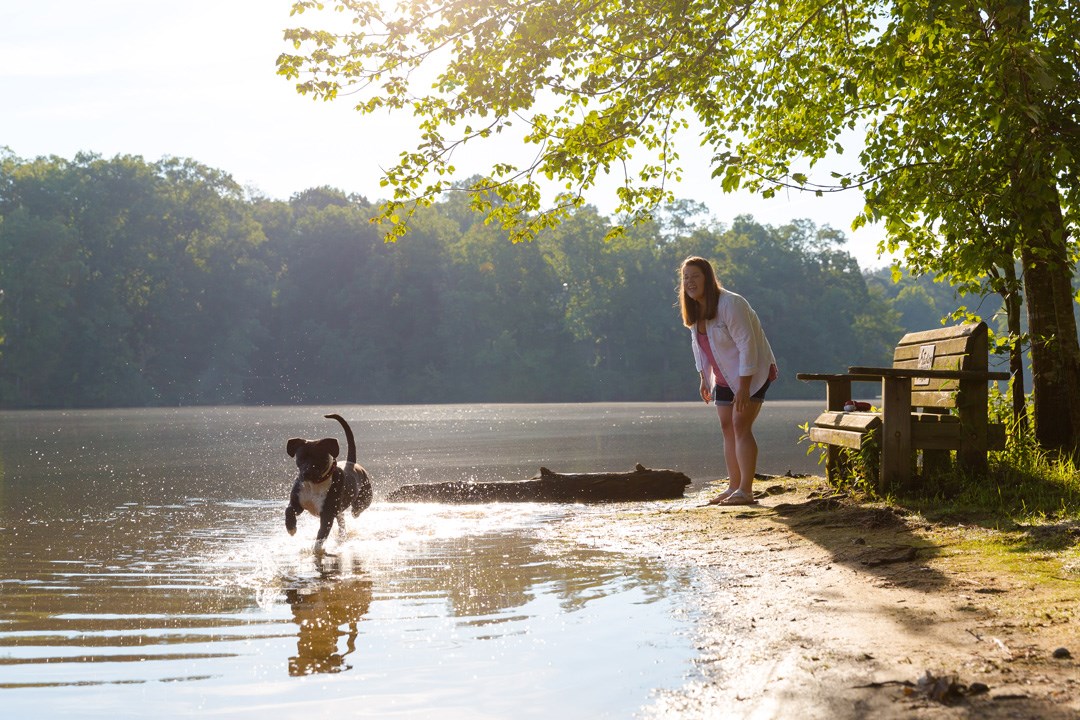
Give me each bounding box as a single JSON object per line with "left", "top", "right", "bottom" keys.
{"left": 1, "top": 0, "right": 890, "bottom": 269}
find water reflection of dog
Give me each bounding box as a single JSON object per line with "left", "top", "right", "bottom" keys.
{"left": 285, "top": 576, "right": 373, "bottom": 676}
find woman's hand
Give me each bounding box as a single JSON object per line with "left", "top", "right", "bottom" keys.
{"left": 699, "top": 377, "right": 711, "bottom": 404}
{"left": 733, "top": 380, "right": 751, "bottom": 413}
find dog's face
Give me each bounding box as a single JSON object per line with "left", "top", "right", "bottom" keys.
{"left": 287, "top": 437, "right": 340, "bottom": 483}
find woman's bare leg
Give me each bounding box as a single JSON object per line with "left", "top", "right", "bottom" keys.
{"left": 715, "top": 402, "right": 763, "bottom": 498}
{"left": 731, "top": 401, "right": 762, "bottom": 494}
{"left": 716, "top": 404, "right": 741, "bottom": 491}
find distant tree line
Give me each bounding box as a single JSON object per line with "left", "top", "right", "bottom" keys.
{"left": 0, "top": 150, "right": 991, "bottom": 409}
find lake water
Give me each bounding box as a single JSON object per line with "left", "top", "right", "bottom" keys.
{"left": 0, "top": 402, "right": 822, "bottom": 719}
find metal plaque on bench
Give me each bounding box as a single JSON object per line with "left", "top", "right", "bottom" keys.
{"left": 915, "top": 344, "right": 935, "bottom": 386}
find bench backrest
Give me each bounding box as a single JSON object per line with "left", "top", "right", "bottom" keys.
{"left": 892, "top": 322, "right": 988, "bottom": 409}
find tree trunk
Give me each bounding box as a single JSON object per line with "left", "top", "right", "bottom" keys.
{"left": 1002, "top": 0, "right": 1080, "bottom": 458}
{"left": 1018, "top": 199, "right": 1080, "bottom": 458}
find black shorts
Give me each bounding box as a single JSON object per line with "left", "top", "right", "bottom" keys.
{"left": 713, "top": 379, "right": 771, "bottom": 406}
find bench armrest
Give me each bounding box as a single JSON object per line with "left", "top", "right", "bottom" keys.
{"left": 847, "top": 366, "right": 1011, "bottom": 382}
{"left": 795, "top": 372, "right": 884, "bottom": 383}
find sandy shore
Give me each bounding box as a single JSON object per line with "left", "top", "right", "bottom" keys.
{"left": 568, "top": 476, "right": 1080, "bottom": 719}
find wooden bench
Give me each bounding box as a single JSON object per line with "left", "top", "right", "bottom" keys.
{"left": 796, "top": 322, "right": 1011, "bottom": 491}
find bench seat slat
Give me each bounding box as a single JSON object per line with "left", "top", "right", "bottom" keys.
{"left": 808, "top": 426, "right": 869, "bottom": 449}
{"left": 811, "top": 416, "right": 1005, "bottom": 451}
{"left": 812, "top": 411, "right": 882, "bottom": 432}
{"left": 910, "top": 411, "right": 958, "bottom": 423}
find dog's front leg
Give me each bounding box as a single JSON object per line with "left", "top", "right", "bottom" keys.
{"left": 286, "top": 485, "right": 303, "bottom": 536}
{"left": 313, "top": 511, "right": 336, "bottom": 555}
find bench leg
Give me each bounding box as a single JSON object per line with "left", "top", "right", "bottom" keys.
{"left": 824, "top": 377, "right": 855, "bottom": 484}
{"left": 958, "top": 377, "right": 991, "bottom": 477}
{"left": 879, "top": 376, "right": 913, "bottom": 493}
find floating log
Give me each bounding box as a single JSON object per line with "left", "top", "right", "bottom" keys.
{"left": 387, "top": 464, "right": 691, "bottom": 503}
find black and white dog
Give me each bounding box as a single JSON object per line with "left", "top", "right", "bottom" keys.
{"left": 285, "top": 414, "right": 372, "bottom": 554}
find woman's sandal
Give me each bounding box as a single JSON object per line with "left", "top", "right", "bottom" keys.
{"left": 717, "top": 489, "right": 755, "bottom": 506}
{"left": 706, "top": 487, "right": 739, "bottom": 505}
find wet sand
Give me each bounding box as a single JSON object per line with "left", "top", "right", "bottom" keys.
{"left": 570, "top": 477, "right": 1080, "bottom": 719}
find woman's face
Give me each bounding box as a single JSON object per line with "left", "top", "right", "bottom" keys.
{"left": 681, "top": 264, "right": 707, "bottom": 303}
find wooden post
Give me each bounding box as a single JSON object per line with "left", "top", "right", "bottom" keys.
{"left": 957, "top": 324, "right": 991, "bottom": 475}
{"left": 879, "top": 375, "right": 912, "bottom": 492}
{"left": 825, "top": 378, "right": 852, "bottom": 482}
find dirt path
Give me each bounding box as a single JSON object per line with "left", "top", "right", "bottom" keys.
{"left": 573, "top": 477, "right": 1080, "bottom": 719}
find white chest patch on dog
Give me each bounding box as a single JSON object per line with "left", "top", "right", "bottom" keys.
{"left": 298, "top": 480, "right": 331, "bottom": 516}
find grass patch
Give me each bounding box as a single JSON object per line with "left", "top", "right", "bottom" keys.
{"left": 913, "top": 429, "right": 1080, "bottom": 525}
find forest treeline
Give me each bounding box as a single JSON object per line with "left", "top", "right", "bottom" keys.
{"left": 0, "top": 151, "right": 989, "bottom": 409}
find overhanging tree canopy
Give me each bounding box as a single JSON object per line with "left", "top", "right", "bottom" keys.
{"left": 277, "top": 0, "right": 1080, "bottom": 456}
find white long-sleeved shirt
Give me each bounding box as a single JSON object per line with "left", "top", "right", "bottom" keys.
{"left": 690, "top": 290, "right": 777, "bottom": 395}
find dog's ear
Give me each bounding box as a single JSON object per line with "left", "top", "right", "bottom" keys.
{"left": 318, "top": 438, "right": 340, "bottom": 458}
{"left": 286, "top": 438, "right": 305, "bottom": 457}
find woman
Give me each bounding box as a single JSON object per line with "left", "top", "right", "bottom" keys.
{"left": 679, "top": 256, "right": 777, "bottom": 506}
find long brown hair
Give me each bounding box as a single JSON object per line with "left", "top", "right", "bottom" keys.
{"left": 679, "top": 256, "right": 722, "bottom": 328}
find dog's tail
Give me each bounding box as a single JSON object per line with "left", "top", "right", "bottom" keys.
{"left": 324, "top": 413, "right": 357, "bottom": 464}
